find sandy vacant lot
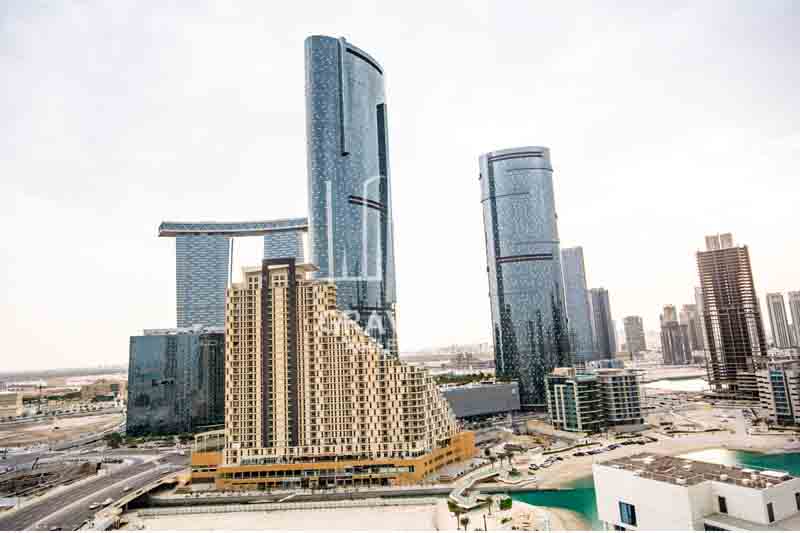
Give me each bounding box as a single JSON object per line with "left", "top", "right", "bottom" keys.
{"left": 0, "top": 413, "right": 122, "bottom": 447}
{"left": 126, "top": 504, "right": 440, "bottom": 530}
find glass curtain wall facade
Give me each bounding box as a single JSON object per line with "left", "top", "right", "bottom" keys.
{"left": 176, "top": 235, "right": 230, "bottom": 328}
{"left": 561, "top": 247, "right": 596, "bottom": 362}
{"left": 305, "top": 35, "right": 397, "bottom": 356}
{"left": 480, "top": 146, "right": 570, "bottom": 407}
{"left": 127, "top": 328, "right": 225, "bottom": 435}
{"left": 264, "top": 230, "right": 305, "bottom": 261}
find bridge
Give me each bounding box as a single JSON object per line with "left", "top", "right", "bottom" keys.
{"left": 158, "top": 218, "right": 308, "bottom": 237}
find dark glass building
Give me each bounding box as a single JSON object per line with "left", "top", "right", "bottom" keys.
{"left": 479, "top": 146, "right": 571, "bottom": 407}
{"left": 305, "top": 35, "right": 398, "bottom": 356}
{"left": 127, "top": 327, "right": 224, "bottom": 435}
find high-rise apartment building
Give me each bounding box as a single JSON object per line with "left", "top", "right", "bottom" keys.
{"left": 176, "top": 235, "right": 230, "bottom": 328}
{"left": 661, "top": 305, "right": 692, "bottom": 365}
{"left": 623, "top": 316, "right": 647, "bottom": 356}
{"left": 561, "top": 247, "right": 596, "bottom": 362}
{"left": 479, "top": 146, "right": 571, "bottom": 407}
{"left": 305, "top": 36, "right": 398, "bottom": 356}
{"left": 766, "top": 293, "right": 792, "bottom": 348}
{"left": 590, "top": 288, "right": 617, "bottom": 358}
{"left": 217, "top": 258, "right": 473, "bottom": 490}
{"left": 679, "top": 304, "right": 703, "bottom": 352}
{"left": 789, "top": 292, "right": 800, "bottom": 347}
{"left": 127, "top": 326, "right": 225, "bottom": 436}
{"left": 694, "top": 286, "right": 707, "bottom": 352}
{"left": 697, "top": 233, "right": 767, "bottom": 400}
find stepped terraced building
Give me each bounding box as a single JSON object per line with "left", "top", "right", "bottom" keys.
{"left": 200, "top": 258, "right": 473, "bottom": 490}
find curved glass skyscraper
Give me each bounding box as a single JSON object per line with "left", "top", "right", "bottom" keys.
{"left": 305, "top": 36, "right": 397, "bottom": 355}
{"left": 480, "top": 147, "right": 570, "bottom": 407}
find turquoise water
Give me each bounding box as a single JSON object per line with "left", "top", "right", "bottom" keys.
{"left": 512, "top": 476, "right": 600, "bottom": 530}
{"left": 511, "top": 450, "right": 800, "bottom": 530}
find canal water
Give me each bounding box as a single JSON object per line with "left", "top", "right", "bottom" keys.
{"left": 512, "top": 450, "right": 800, "bottom": 530}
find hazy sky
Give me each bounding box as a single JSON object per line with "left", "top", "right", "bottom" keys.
{"left": 2, "top": 1, "right": 798, "bottom": 371}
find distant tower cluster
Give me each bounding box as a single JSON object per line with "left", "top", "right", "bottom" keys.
{"left": 479, "top": 147, "right": 571, "bottom": 407}
{"left": 697, "top": 233, "right": 767, "bottom": 400}
{"left": 660, "top": 305, "right": 691, "bottom": 365}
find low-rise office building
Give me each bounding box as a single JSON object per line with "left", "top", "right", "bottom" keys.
{"left": 596, "top": 368, "right": 644, "bottom": 428}
{"left": 594, "top": 453, "right": 800, "bottom": 530}
{"left": 0, "top": 391, "right": 23, "bottom": 419}
{"left": 81, "top": 379, "right": 127, "bottom": 402}
{"left": 757, "top": 362, "right": 800, "bottom": 427}
{"left": 127, "top": 326, "right": 225, "bottom": 436}
{"left": 545, "top": 367, "right": 643, "bottom": 433}
{"left": 545, "top": 368, "right": 604, "bottom": 432}
{"left": 440, "top": 382, "right": 520, "bottom": 418}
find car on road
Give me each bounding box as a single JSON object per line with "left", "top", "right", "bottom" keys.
{"left": 122, "top": 486, "right": 131, "bottom": 492}
{"left": 102, "top": 498, "right": 113, "bottom": 506}
{"left": 89, "top": 503, "right": 99, "bottom": 510}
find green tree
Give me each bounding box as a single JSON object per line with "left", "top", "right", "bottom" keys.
{"left": 104, "top": 432, "right": 123, "bottom": 449}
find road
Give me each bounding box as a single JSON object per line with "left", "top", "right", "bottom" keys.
{"left": 0, "top": 453, "right": 187, "bottom": 531}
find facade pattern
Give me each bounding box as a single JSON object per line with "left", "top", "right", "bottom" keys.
{"left": 590, "top": 288, "right": 617, "bottom": 358}
{"left": 623, "top": 315, "right": 647, "bottom": 356}
{"left": 220, "top": 259, "right": 468, "bottom": 489}
{"left": 127, "top": 327, "right": 225, "bottom": 436}
{"left": 176, "top": 235, "right": 230, "bottom": 328}
{"left": 263, "top": 230, "right": 305, "bottom": 262}
{"left": 766, "top": 293, "right": 792, "bottom": 349}
{"left": 480, "top": 146, "right": 571, "bottom": 407}
{"left": 697, "top": 234, "right": 767, "bottom": 400}
{"left": 305, "top": 35, "right": 398, "bottom": 356}
{"left": 561, "top": 247, "right": 596, "bottom": 361}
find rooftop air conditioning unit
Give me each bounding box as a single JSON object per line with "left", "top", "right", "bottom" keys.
{"left": 719, "top": 474, "right": 728, "bottom": 481}
{"left": 676, "top": 478, "right": 686, "bottom": 485}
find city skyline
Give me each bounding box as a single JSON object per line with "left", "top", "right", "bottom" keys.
{"left": 3, "top": 2, "right": 799, "bottom": 370}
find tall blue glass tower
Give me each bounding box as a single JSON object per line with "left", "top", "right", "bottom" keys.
{"left": 176, "top": 234, "right": 230, "bottom": 328}
{"left": 480, "top": 147, "right": 571, "bottom": 407}
{"left": 561, "top": 247, "right": 596, "bottom": 362}
{"left": 305, "top": 35, "right": 397, "bottom": 355}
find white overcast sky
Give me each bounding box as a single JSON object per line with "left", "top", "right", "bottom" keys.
{"left": 2, "top": 1, "right": 798, "bottom": 371}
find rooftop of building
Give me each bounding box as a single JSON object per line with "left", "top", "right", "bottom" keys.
{"left": 158, "top": 217, "right": 308, "bottom": 237}
{"left": 438, "top": 381, "right": 518, "bottom": 390}
{"left": 600, "top": 453, "right": 795, "bottom": 490}
{"left": 141, "top": 326, "right": 224, "bottom": 336}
